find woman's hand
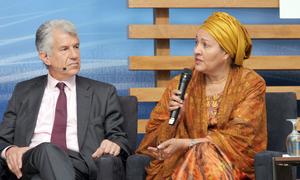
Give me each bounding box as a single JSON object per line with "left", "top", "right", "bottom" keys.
{"left": 148, "top": 138, "right": 190, "bottom": 160}
{"left": 169, "top": 89, "right": 188, "bottom": 120}
{"left": 147, "top": 138, "right": 211, "bottom": 160}
{"left": 169, "top": 89, "right": 183, "bottom": 111}
{"left": 169, "top": 89, "right": 184, "bottom": 111}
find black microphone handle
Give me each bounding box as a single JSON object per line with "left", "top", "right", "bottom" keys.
{"left": 170, "top": 108, "right": 180, "bottom": 123}
{"left": 168, "top": 80, "right": 189, "bottom": 125}
{"left": 178, "top": 78, "right": 189, "bottom": 100}
{"left": 168, "top": 68, "right": 192, "bottom": 125}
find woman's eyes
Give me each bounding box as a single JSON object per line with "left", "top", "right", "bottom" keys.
{"left": 195, "top": 41, "right": 208, "bottom": 48}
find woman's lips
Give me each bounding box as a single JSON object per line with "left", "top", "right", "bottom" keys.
{"left": 195, "top": 58, "right": 203, "bottom": 64}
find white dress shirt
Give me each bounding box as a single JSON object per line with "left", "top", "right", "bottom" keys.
{"left": 29, "top": 74, "right": 79, "bottom": 152}
{"left": 1, "top": 74, "right": 80, "bottom": 159}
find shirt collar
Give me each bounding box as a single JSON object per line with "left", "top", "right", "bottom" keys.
{"left": 47, "top": 74, "right": 76, "bottom": 91}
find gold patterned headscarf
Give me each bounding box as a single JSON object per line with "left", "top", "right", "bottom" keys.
{"left": 200, "top": 12, "right": 252, "bottom": 66}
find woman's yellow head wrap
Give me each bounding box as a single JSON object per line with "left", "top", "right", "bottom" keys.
{"left": 200, "top": 12, "right": 252, "bottom": 66}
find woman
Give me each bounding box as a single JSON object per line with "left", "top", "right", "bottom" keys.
{"left": 136, "top": 12, "right": 267, "bottom": 179}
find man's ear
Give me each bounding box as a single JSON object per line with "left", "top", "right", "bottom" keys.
{"left": 39, "top": 51, "right": 51, "bottom": 66}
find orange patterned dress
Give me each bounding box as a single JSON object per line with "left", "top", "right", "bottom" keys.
{"left": 171, "top": 93, "right": 245, "bottom": 179}
{"left": 136, "top": 66, "right": 267, "bottom": 180}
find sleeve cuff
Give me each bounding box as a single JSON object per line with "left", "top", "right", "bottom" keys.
{"left": 1, "top": 145, "right": 15, "bottom": 159}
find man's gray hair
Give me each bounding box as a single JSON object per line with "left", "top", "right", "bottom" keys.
{"left": 35, "top": 19, "right": 78, "bottom": 55}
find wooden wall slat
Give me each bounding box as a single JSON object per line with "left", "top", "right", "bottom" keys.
{"left": 128, "top": 0, "right": 279, "bottom": 8}
{"left": 130, "top": 87, "right": 300, "bottom": 102}
{"left": 154, "top": 9, "right": 171, "bottom": 87}
{"left": 130, "top": 88, "right": 164, "bottom": 102}
{"left": 129, "top": 56, "right": 300, "bottom": 70}
{"left": 243, "top": 56, "right": 300, "bottom": 70}
{"left": 138, "top": 119, "right": 148, "bottom": 134}
{"left": 130, "top": 56, "right": 192, "bottom": 70}
{"left": 128, "top": 25, "right": 300, "bottom": 39}
{"left": 266, "top": 87, "right": 300, "bottom": 99}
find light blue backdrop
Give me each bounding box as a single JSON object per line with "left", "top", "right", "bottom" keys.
{"left": 0, "top": 1, "right": 155, "bottom": 118}
{"left": 0, "top": 1, "right": 300, "bottom": 142}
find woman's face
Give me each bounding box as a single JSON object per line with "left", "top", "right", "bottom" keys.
{"left": 194, "top": 29, "right": 230, "bottom": 75}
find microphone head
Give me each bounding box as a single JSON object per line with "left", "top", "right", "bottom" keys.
{"left": 181, "top": 68, "right": 192, "bottom": 81}
{"left": 183, "top": 68, "right": 192, "bottom": 75}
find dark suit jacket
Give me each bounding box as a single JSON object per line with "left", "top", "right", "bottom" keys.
{"left": 0, "top": 75, "right": 131, "bottom": 178}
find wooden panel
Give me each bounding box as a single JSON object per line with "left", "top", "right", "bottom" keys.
{"left": 130, "top": 88, "right": 165, "bottom": 102}
{"left": 128, "top": 0, "right": 279, "bottom": 8}
{"left": 129, "top": 56, "right": 300, "bottom": 70}
{"left": 138, "top": 119, "right": 148, "bottom": 134}
{"left": 129, "top": 25, "right": 300, "bottom": 39}
{"left": 130, "top": 56, "right": 192, "bottom": 70}
{"left": 266, "top": 87, "right": 300, "bottom": 100}
{"left": 130, "top": 87, "right": 300, "bottom": 102}
{"left": 243, "top": 56, "right": 300, "bottom": 70}
{"left": 154, "top": 8, "right": 171, "bottom": 87}
{"left": 153, "top": 8, "right": 169, "bottom": 24}
{"left": 154, "top": 40, "right": 170, "bottom": 87}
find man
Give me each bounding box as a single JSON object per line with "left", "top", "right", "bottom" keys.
{"left": 0, "top": 19, "right": 130, "bottom": 179}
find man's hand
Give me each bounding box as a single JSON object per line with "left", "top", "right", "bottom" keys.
{"left": 5, "top": 146, "right": 31, "bottom": 179}
{"left": 92, "top": 139, "right": 121, "bottom": 159}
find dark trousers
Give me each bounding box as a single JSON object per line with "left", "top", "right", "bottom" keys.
{"left": 2, "top": 143, "right": 89, "bottom": 180}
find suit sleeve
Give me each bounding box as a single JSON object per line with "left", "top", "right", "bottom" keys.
{"left": 0, "top": 85, "right": 19, "bottom": 154}
{"left": 104, "top": 86, "right": 131, "bottom": 157}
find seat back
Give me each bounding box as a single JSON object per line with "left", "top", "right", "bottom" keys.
{"left": 266, "top": 92, "right": 297, "bottom": 152}
{"left": 118, "top": 96, "right": 138, "bottom": 151}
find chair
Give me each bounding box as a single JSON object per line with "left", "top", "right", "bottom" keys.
{"left": 97, "top": 95, "right": 138, "bottom": 180}
{"left": 126, "top": 154, "right": 151, "bottom": 180}
{"left": 0, "top": 95, "right": 138, "bottom": 180}
{"left": 126, "top": 93, "right": 298, "bottom": 180}
{"left": 254, "top": 92, "right": 297, "bottom": 180}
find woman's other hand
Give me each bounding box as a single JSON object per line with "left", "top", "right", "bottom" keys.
{"left": 148, "top": 138, "right": 190, "bottom": 160}
{"left": 148, "top": 138, "right": 210, "bottom": 160}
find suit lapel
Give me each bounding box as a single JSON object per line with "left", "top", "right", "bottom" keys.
{"left": 24, "top": 76, "right": 47, "bottom": 145}
{"left": 76, "top": 76, "right": 92, "bottom": 150}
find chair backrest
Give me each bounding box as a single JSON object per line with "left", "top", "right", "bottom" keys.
{"left": 118, "top": 96, "right": 138, "bottom": 151}
{"left": 266, "top": 92, "right": 298, "bottom": 152}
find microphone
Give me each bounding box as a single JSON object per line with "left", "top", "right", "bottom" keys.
{"left": 50, "top": 57, "right": 68, "bottom": 72}
{"left": 50, "top": 65, "right": 68, "bottom": 72}
{"left": 169, "top": 68, "right": 192, "bottom": 125}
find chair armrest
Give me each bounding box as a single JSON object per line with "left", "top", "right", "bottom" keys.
{"left": 94, "top": 154, "right": 125, "bottom": 180}
{"left": 126, "top": 154, "right": 151, "bottom": 180}
{"left": 255, "top": 151, "right": 296, "bottom": 180}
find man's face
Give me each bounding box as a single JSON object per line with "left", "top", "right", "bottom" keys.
{"left": 41, "top": 29, "right": 80, "bottom": 80}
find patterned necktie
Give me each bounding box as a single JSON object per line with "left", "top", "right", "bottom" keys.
{"left": 51, "top": 82, "right": 67, "bottom": 150}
